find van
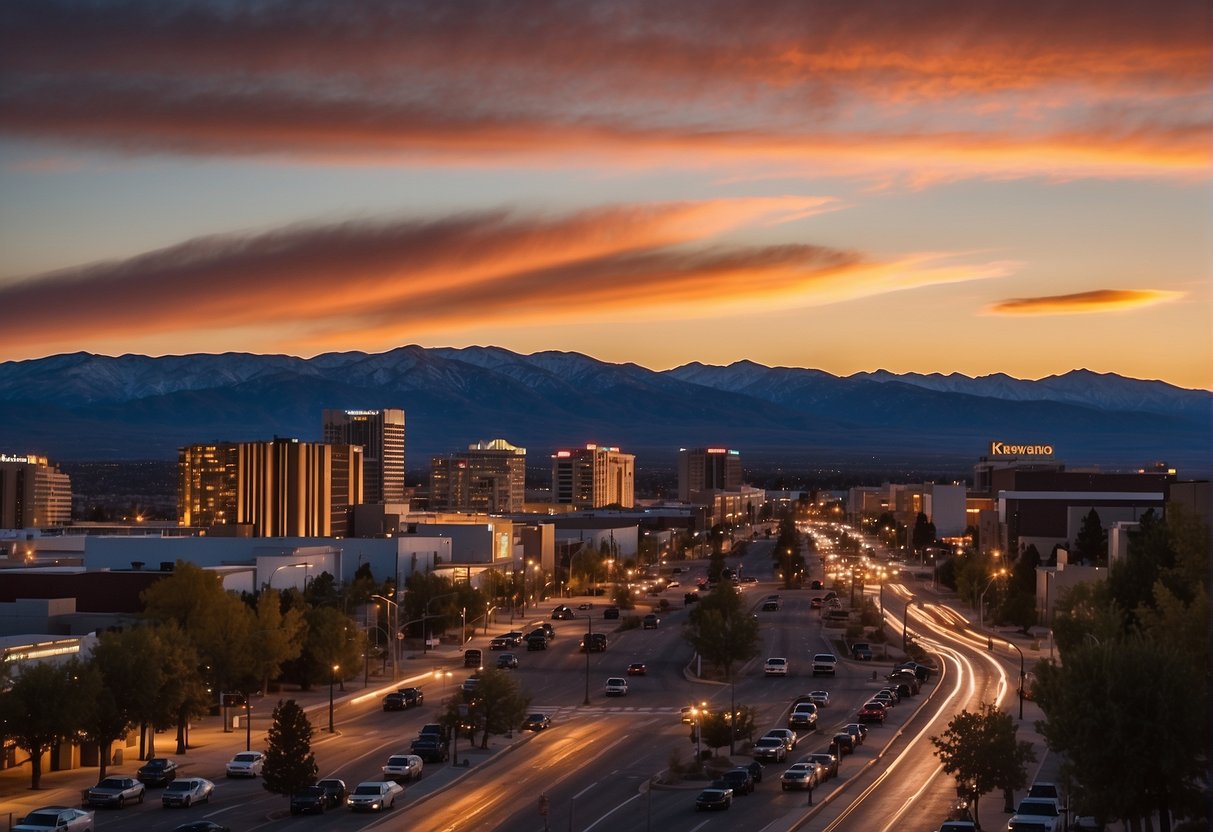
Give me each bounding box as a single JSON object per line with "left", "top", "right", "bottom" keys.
{"left": 463, "top": 649, "right": 482, "bottom": 668}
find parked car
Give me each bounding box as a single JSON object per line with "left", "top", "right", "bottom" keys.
{"left": 894, "top": 660, "right": 933, "bottom": 682}
{"left": 887, "top": 670, "right": 921, "bottom": 694}
{"left": 764, "top": 728, "right": 798, "bottom": 751}
{"left": 317, "top": 779, "right": 347, "bottom": 808}
{"left": 523, "top": 712, "right": 551, "bottom": 731}
{"left": 86, "top": 776, "right": 146, "bottom": 808}
{"left": 745, "top": 760, "right": 764, "bottom": 783}
{"left": 717, "top": 767, "right": 754, "bottom": 795}
{"left": 788, "top": 702, "right": 819, "bottom": 730}
{"left": 604, "top": 677, "right": 628, "bottom": 696}
{"left": 13, "top": 809, "right": 95, "bottom": 832}
{"left": 851, "top": 642, "right": 873, "bottom": 660}
{"left": 751, "top": 736, "right": 787, "bottom": 762}
{"left": 694, "top": 787, "right": 733, "bottom": 811}
{"left": 843, "top": 722, "right": 868, "bottom": 745}
{"left": 857, "top": 700, "right": 887, "bottom": 723}
{"left": 1007, "top": 798, "right": 1064, "bottom": 831}
{"left": 381, "top": 754, "right": 423, "bottom": 782}
{"left": 496, "top": 652, "right": 519, "bottom": 669}
{"left": 161, "top": 778, "right": 215, "bottom": 807}
{"left": 410, "top": 736, "right": 449, "bottom": 762}
{"left": 626, "top": 662, "right": 647, "bottom": 675}
{"left": 832, "top": 732, "right": 856, "bottom": 755}
{"left": 764, "top": 657, "right": 789, "bottom": 676}
{"left": 225, "top": 750, "right": 265, "bottom": 778}
{"left": 806, "top": 751, "right": 839, "bottom": 779}
{"left": 780, "top": 761, "right": 819, "bottom": 791}
{"left": 347, "top": 780, "right": 404, "bottom": 812}
{"left": 419, "top": 723, "right": 449, "bottom": 743}
{"left": 290, "top": 786, "right": 329, "bottom": 815}
{"left": 137, "top": 757, "right": 179, "bottom": 787}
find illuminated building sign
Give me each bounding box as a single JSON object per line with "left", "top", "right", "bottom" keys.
{"left": 1, "top": 453, "right": 35, "bottom": 463}
{"left": 989, "top": 442, "right": 1054, "bottom": 457}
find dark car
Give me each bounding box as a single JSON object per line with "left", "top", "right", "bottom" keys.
{"left": 851, "top": 642, "right": 873, "bottom": 660}
{"left": 806, "top": 751, "right": 839, "bottom": 779}
{"left": 419, "top": 723, "right": 449, "bottom": 742}
{"left": 136, "top": 757, "right": 178, "bottom": 787}
{"left": 718, "top": 767, "right": 755, "bottom": 795}
{"left": 290, "top": 786, "right": 329, "bottom": 815}
{"left": 695, "top": 787, "right": 733, "bottom": 811}
{"left": 317, "top": 778, "right": 347, "bottom": 808}
{"left": 527, "top": 628, "right": 551, "bottom": 645}
{"left": 832, "top": 732, "right": 856, "bottom": 755}
{"left": 526, "top": 633, "right": 548, "bottom": 650}
{"left": 887, "top": 670, "right": 922, "bottom": 694}
{"left": 745, "top": 760, "right": 764, "bottom": 783}
{"left": 397, "top": 687, "right": 424, "bottom": 707}
{"left": 843, "top": 722, "right": 868, "bottom": 745}
{"left": 551, "top": 605, "right": 575, "bottom": 620}
{"left": 580, "top": 632, "right": 607, "bottom": 652}
{"left": 894, "top": 661, "right": 933, "bottom": 682}
{"left": 523, "top": 712, "right": 551, "bottom": 731}
{"left": 603, "top": 606, "right": 620, "bottom": 619}
{"left": 410, "top": 737, "right": 449, "bottom": 763}
{"left": 382, "top": 692, "right": 409, "bottom": 711}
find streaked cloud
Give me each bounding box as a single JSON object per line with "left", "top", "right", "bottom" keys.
{"left": 985, "top": 289, "right": 1184, "bottom": 316}
{"left": 1, "top": 0, "right": 1208, "bottom": 180}
{"left": 0, "top": 197, "right": 1012, "bottom": 355}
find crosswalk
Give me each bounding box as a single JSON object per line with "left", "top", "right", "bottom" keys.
{"left": 532, "top": 705, "right": 681, "bottom": 716}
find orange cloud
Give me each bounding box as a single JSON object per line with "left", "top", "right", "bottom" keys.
{"left": 985, "top": 289, "right": 1184, "bottom": 316}
{"left": 1, "top": 1, "right": 1207, "bottom": 180}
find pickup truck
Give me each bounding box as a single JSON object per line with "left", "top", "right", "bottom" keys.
{"left": 1007, "top": 797, "right": 1064, "bottom": 831}
{"left": 812, "top": 653, "right": 838, "bottom": 676}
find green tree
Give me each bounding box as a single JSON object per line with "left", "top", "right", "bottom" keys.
{"left": 1073, "top": 508, "right": 1107, "bottom": 566}
{"left": 0, "top": 660, "right": 83, "bottom": 789}
{"left": 74, "top": 662, "right": 129, "bottom": 781}
{"left": 930, "top": 703, "right": 1035, "bottom": 828}
{"left": 253, "top": 591, "right": 306, "bottom": 694}
{"left": 463, "top": 668, "right": 531, "bottom": 749}
{"left": 911, "top": 511, "right": 936, "bottom": 556}
{"left": 262, "top": 699, "right": 317, "bottom": 798}
{"left": 683, "top": 583, "right": 760, "bottom": 679}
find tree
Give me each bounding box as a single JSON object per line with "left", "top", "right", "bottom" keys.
{"left": 463, "top": 668, "right": 530, "bottom": 749}
{"left": 911, "top": 512, "right": 936, "bottom": 556}
{"left": 262, "top": 699, "right": 317, "bottom": 798}
{"left": 74, "top": 662, "right": 129, "bottom": 781}
{"left": 253, "top": 591, "right": 306, "bottom": 694}
{"left": 1073, "top": 508, "right": 1107, "bottom": 566}
{"left": 930, "top": 703, "right": 1035, "bottom": 828}
{"left": 0, "top": 660, "right": 83, "bottom": 789}
{"left": 683, "top": 582, "right": 760, "bottom": 680}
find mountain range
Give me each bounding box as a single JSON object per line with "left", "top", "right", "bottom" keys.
{"left": 1, "top": 346, "right": 1209, "bottom": 477}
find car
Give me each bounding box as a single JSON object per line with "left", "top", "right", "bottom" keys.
{"left": 86, "top": 776, "right": 146, "bottom": 808}
{"left": 161, "top": 778, "right": 215, "bottom": 807}
{"left": 578, "top": 601, "right": 594, "bottom": 609}
{"left": 887, "top": 670, "right": 922, "bottom": 694}
{"left": 764, "top": 657, "right": 788, "bottom": 676}
{"left": 684, "top": 591, "right": 700, "bottom": 605}
{"left": 580, "top": 632, "right": 608, "bottom": 652}
{"left": 811, "top": 653, "right": 838, "bottom": 676}
{"left": 410, "top": 737, "right": 449, "bottom": 762}
{"left": 626, "top": 662, "right": 647, "bottom": 675}
{"left": 290, "top": 785, "right": 329, "bottom": 815}
{"left": 1007, "top": 798, "right": 1064, "bottom": 831}
{"left": 496, "top": 652, "right": 519, "bottom": 669}
{"left": 642, "top": 613, "right": 660, "bottom": 629}
{"left": 808, "top": 690, "right": 830, "bottom": 707}
{"left": 489, "top": 636, "right": 512, "bottom": 649}
{"left": 857, "top": 701, "right": 887, "bottom": 723}
{"left": 717, "top": 767, "right": 755, "bottom": 795}
{"left": 317, "top": 779, "right": 347, "bottom": 807}
{"left": 694, "top": 786, "right": 733, "bottom": 811}
{"left": 13, "top": 808, "right": 95, "bottom": 832}
{"left": 937, "top": 822, "right": 978, "bottom": 832}
{"left": 461, "top": 676, "right": 480, "bottom": 697}
{"left": 894, "top": 660, "right": 933, "bottom": 682}
{"left": 552, "top": 605, "right": 575, "bottom": 620}
{"left": 225, "top": 750, "right": 265, "bottom": 777}
{"left": 396, "top": 687, "right": 424, "bottom": 707}
{"left": 419, "top": 723, "right": 449, "bottom": 742}
{"left": 347, "top": 780, "right": 404, "bottom": 812}
{"left": 604, "top": 677, "right": 628, "bottom": 696}
{"left": 764, "top": 728, "right": 797, "bottom": 751}
{"left": 788, "top": 702, "right": 819, "bottom": 730}
{"left": 526, "top": 633, "right": 548, "bottom": 650}
{"left": 805, "top": 751, "right": 839, "bottom": 779}
{"left": 382, "top": 692, "right": 410, "bottom": 710}
{"left": 750, "top": 736, "right": 787, "bottom": 762}
{"left": 832, "top": 732, "right": 856, "bottom": 755}
{"left": 761, "top": 598, "right": 780, "bottom": 611}
{"left": 745, "top": 760, "right": 764, "bottom": 783}
{"left": 463, "top": 648, "right": 483, "bottom": 667}
{"left": 843, "top": 722, "right": 868, "bottom": 745}
{"left": 523, "top": 712, "right": 551, "bottom": 731}
{"left": 137, "top": 757, "right": 179, "bottom": 787}
{"left": 1027, "top": 782, "right": 1062, "bottom": 801}
{"left": 603, "top": 606, "right": 620, "bottom": 619}
{"left": 878, "top": 686, "right": 902, "bottom": 704}
{"left": 851, "top": 642, "right": 873, "bottom": 660}
{"left": 780, "top": 761, "right": 820, "bottom": 791}
{"left": 503, "top": 631, "right": 525, "bottom": 646}
{"left": 667, "top": 580, "right": 681, "bottom": 588}
{"left": 680, "top": 706, "right": 696, "bottom": 723}
{"left": 171, "top": 823, "right": 231, "bottom": 832}
{"left": 873, "top": 691, "right": 897, "bottom": 709}
{"left": 381, "top": 753, "right": 423, "bottom": 781}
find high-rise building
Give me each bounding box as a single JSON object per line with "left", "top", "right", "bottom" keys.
{"left": 551, "top": 444, "right": 635, "bottom": 509}
{"left": 678, "top": 447, "right": 743, "bottom": 502}
{"left": 178, "top": 438, "right": 362, "bottom": 536}
{"left": 430, "top": 439, "right": 525, "bottom": 514}
{"left": 0, "top": 453, "right": 72, "bottom": 527}
{"left": 322, "top": 408, "right": 406, "bottom": 505}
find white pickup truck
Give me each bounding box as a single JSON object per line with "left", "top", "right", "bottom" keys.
{"left": 812, "top": 653, "right": 838, "bottom": 676}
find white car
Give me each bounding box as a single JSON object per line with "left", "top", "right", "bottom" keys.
{"left": 348, "top": 779, "right": 404, "bottom": 812}
{"left": 13, "top": 808, "right": 94, "bottom": 832}
{"left": 764, "top": 657, "right": 788, "bottom": 676}
{"left": 764, "top": 728, "right": 798, "bottom": 751}
{"left": 161, "top": 777, "right": 215, "bottom": 807}
{"left": 381, "top": 753, "right": 424, "bottom": 781}
{"left": 604, "top": 677, "right": 628, "bottom": 696}
{"left": 86, "top": 776, "right": 145, "bottom": 807}
{"left": 808, "top": 690, "right": 830, "bottom": 707}
{"left": 225, "top": 750, "right": 265, "bottom": 777}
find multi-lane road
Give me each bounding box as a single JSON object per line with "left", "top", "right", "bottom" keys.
{"left": 74, "top": 537, "right": 1032, "bottom": 832}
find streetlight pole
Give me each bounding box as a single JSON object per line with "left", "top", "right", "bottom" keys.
{"left": 423, "top": 590, "right": 460, "bottom": 654}
{"left": 328, "top": 663, "right": 339, "bottom": 733}
{"left": 265, "top": 561, "right": 311, "bottom": 592}
{"left": 371, "top": 594, "right": 400, "bottom": 681}
{"left": 979, "top": 569, "right": 1008, "bottom": 632}
{"left": 581, "top": 613, "right": 593, "bottom": 705}
{"left": 1006, "top": 640, "right": 1025, "bottom": 720}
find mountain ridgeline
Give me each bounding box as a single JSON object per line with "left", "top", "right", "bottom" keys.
{"left": 1, "top": 346, "right": 1208, "bottom": 476}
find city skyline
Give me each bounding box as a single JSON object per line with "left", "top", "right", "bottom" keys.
{"left": 1, "top": 2, "right": 1210, "bottom": 390}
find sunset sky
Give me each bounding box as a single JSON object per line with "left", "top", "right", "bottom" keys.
{"left": 1, "top": 1, "right": 1209, "bottom": 389}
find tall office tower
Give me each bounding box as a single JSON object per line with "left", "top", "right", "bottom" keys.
{"left": 322, "top": 408, "right": 406, "bottom": 504}
{"left": 678, "top": 447, "right": 743, "bottom": 502}
{"left": 430, "top": 438, "right": 526, "bottom": 514}
{"left": 178, "top": 443, "right": 239, "bottom": 527}
{"left": 178, "top": 438, "right": 362, "bottom": 536}
{"left": 551, "top": 444, "right": 635, "bottom": 509}
{"left": 0, "top": 453, "right": 72, "bottom": 527}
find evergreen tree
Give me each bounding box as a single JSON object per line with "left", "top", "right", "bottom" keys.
{"left": 1073, "top": 508, "right": 1107, "bottom": 565}
{"left": 930, "top": 703, "right": 1035, "bottom": 826}
{"left": 262, "top": 699, "right": 317, "bottom": 798}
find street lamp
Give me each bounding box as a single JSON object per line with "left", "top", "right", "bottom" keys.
{"left": 580, "top": 612, "right": 594, "bottom": 705}
{"left": 690, "top": 701, "right": 708, "bottom": 771}
{"left": 1006, "top": 640, "right": 1025, "bottom": 720}
{"left": 978, "top": 569, "right": 1009, "bottom": 632}
{"left": 328, "top": 663, "right": 339, "bottom": 733}
{"left": 265, "top": 561, "right": 311, "bottom": 591}
{"left": 370, "top": 594, "right": 399, "bottom": 681}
